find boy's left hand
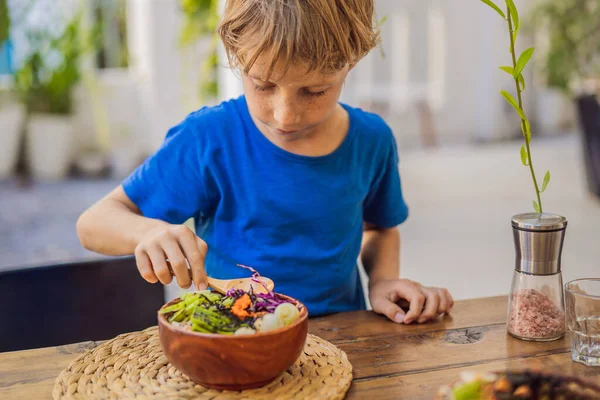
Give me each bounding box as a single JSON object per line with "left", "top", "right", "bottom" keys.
{"left": 369, "top": 279, "right": 454, "bottom": 324}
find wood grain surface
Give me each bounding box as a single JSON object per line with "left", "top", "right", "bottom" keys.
{"left": 1, "top": 296, "right": 598, "bottom": 399}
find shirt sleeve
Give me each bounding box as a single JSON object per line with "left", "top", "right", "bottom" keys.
{"left": 122, "top": 115, "right": 216, "bottom": 224}
{"left": 362, "top": 133, "right": 409, "bottom": 228}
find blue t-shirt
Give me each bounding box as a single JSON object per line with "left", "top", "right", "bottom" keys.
{"left": 122, "top": 96, "right": 409, "bottom": 316}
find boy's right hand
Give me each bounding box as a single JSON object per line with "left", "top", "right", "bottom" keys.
{"left": 134, "top": 223, "right": 208, "bottom": 290}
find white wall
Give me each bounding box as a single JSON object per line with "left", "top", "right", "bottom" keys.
{"left": 126, "top": 0, "right": 212, "bottom": 152}
{"left": 340, "top": 0, "right": 574, "bottom": 149}
{"left": 72, "top": 0, "right": 576, "bottom": 159}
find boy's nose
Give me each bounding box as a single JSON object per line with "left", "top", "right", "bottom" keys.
{"left": 273, "top": 101, "right": 301, "bottom": 127}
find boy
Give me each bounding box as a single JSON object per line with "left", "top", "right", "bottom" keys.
{"left": 77, "top": 0, "right": 453, "bottom": 324}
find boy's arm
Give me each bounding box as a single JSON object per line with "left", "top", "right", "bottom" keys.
{"left": 77, "top": 185, "right": 165, "bottom": 256}
{"left": 76, "top": 185, "right": 208, "bottom": 290}
{"left": 360, "top": 222, "right": 454, "bottom": 324}
{"left": 360, "top": 222, "right": 400, "bottom": 284}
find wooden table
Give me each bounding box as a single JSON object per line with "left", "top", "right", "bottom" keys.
{"left": 1, "top": 296, "right": 598, "bottom": 399}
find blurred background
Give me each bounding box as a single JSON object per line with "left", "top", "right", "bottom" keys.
{"left": 0, "top": 0, "right": 599, "bottom": 303}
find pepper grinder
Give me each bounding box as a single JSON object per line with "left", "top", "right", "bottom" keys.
{"left": 507, "top": 213, "right": 568, "bottom": 342}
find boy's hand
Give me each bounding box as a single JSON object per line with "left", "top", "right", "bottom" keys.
{"left": 369, "top": 279, "right": 454, "bottom": 324}
{"left": 134, "top": 223, "right": 208, "bottom": 290}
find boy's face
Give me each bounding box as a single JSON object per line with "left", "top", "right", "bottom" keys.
{"left": 242, "top": 54, "right": 349, "bottom": 143}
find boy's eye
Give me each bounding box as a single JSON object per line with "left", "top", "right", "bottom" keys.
{"left": 254, "top": 84, "right": 274, "bottom": 92}
{"left": 252, "top": 83, "right": 327, "bottom": 97}
{"left": 305, "top": 89, "right": 327, "bottom": 97}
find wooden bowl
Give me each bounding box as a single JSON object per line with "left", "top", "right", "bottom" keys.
{"left": 157, "top": 294, "right": 308, "bottom": 391}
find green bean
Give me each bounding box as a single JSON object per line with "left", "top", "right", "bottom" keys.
{"left": 183, "top": 294, "right": 201, "bottom": 306}
{"left": 185, "top": 299, "right": 200, "bottom": 312}
{"left": 196, "top": 306, "right": 227, "bottom": 320}
{"left": 191, "top": 323, "right": 213, "bottom": 333}
{"left": 191, "top": 316, "right": 215, "bottom": 332}
{"left": 159, "top": 300, "right": 185, "bottom": 314}
{"left": 167, "top": 291, "right": 261, "bottom": 334}
{"left": 190, "top": 313, "right": 208, "bottom": 325}
{"left": 192, "top": 308, "right": 222, "bottom": 322}
{"left": 205, "top": 293, "right": 223, "bottom": 303}
{"left": 195, "top": 311, "right": 228, "bottom": 327}
{"left": 221, "top": 297, "right": 234, "bottom": 307}
{"left": 169, "top": 307, "right": 188, "bottom": 323}
{"left": 192, "top": 308, "right": 242, "bottom": 333}
{"left": 180, "top": 290, "right": 209, "bottom": 301}
{"left": 197, "top": 294, "right": 216, "bottom": 306}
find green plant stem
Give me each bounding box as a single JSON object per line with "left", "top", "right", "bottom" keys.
{"left": 507, "top": 10, "right": 543, "bottom": 213}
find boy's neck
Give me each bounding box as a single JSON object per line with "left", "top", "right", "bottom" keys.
{"left": 250, "top": 104, "right": 350, "bottom": 157}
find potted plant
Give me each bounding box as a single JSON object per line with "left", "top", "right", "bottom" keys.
{"left": 0, "top": 0, "right": 25, "bottom": 180}
{"left": 527, "top": 0, "right": 600, "bottom": 199}
{"left": 12, "top": 9, "right": 94, "bottom": 180}
{"left": 480, "top": 0, "right": 569, "bottom": 342}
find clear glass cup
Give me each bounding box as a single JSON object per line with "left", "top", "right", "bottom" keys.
{"left": 508, "top": 270, "right": 565, "bottom": 341}
{"left": 565, "top": 278, "right": 600, "bottom": 366}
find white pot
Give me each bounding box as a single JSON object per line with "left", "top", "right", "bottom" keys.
{"left": 0, "top": 103, "right": 25, "bottom": 179}
{"left": 74, "top": 151, "right": 108, "bottom": 177}
{"left": 26, "top": 114, "right": 74, "bottom": 180}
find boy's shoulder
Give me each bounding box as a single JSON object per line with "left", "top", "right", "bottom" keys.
{"left": 341, "top": 102, "right": 396, "bottom": 147}
{"left": 183, "top": 97, "right": 245, "bottom": 130}
{"left": 167, "top": 96, "right": 246, "bottom": 144}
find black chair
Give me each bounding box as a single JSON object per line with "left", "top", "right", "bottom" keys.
{"left": 576, "top": 94, "right": 600, "bottom": 198}
{"left": 0, "top": 256, "right": 165, "bottom": 352}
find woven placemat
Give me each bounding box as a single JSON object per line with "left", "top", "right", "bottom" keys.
{"left": 53, "top": 326, "right": 352, "bottom": 400}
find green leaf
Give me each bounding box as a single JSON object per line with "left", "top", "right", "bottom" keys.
{"left": 377, "top": 15, "right": 388, "bottom": 27}
{"left": 514, "top": 47, "right": 534, "bottom": 78}
{"left": 500, "top": 90, "right": 526, "bottom": 120}
{"left": 541, "top": 170, "right": 551, "bottom": 192}
{"left": 505, "top": 0, "right": 519, "bottom": 31}
{"left": 479, "top": 0, "right": 506, "bottom": 19}
{"left": 533, "top": 201, "right": 541, "bottom": 213}
{"left": 520, "top": 145, "right": 528, "bottom": 166}
{"left": 499, "top": 66, "right": 525, "bottom": 90}
{"left": 518, "top": 74, "right": 525, "bottom": 91}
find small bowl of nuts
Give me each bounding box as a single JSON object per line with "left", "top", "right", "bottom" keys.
{"left": 436, "top": 369, "right": 600, "bottom": 399}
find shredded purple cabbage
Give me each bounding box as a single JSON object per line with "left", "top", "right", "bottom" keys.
{"left": 253, "top": 292, "right": 293, "bottom": 313}
{"left": 236, "top": 264, "right": 272, "bottom": 293}
{"left": 223, "top": 263, "right": 297, "bottom": 313}
{"left": 236, "top": 263, "right": 260, "bottom": 278}
{"left": 225, "top": 288, "right": 246, "bottom": 298}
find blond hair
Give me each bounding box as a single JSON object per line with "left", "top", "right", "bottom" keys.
{"left": 217, "top": 0, "right": 380, "bottom": 78}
